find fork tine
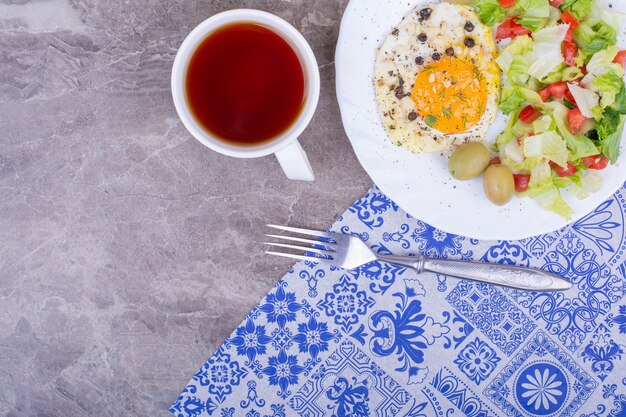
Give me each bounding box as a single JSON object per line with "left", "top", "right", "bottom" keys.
{"left": 265, "top": 234, "right": 336, "bottom": 249}
{"left": 265, "top": 251, "right": 332, "bottom": 264}
{"left": 263, "top": 242, "right": 332, "bottom": 255}
{"left": 267, "top": 224, "right": 335, "bottom": 240}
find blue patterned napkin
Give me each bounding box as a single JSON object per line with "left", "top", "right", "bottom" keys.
{"left": 170, "top": 185, "right": 626, "bottom": 417}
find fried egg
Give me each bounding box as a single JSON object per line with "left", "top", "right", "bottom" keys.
{"left": 375, "top": 2, "right": 501, "bottom": 153}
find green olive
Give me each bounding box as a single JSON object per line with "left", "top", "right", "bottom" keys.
{"left": 448, "top": 142, "right": 490, "bottom": 181}
{"left": 483, "top": 165, "right": 515, "bottom": 206}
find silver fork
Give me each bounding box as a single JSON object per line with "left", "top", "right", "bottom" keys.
{"left": 264, "top": 224, "right": 571, "bottom": 291}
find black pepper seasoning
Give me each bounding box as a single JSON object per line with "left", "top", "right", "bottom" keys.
{"left": 415, "top": 56, "right": 424, "bottom": 65}
{"left": 445, "top": 47, "right": 455, "bottom": 56}
{"left": 432, "top": 52, "right": 441, "bottom": 61}
{"left": 419, "top": 8, "right": 432, "bottom": 20}
{"left": 464, "top": 21, "right": 475, "bottom": 32}
{"left": 418, "top": 33, "right": 427, "bottom": 42}
{"left": 464, "top": 37, "right": 476, "bottom": 48}
{"left": 408, "top": 111, "right": 418, "bottom": 121}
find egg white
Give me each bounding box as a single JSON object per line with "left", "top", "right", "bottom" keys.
{"left": 375, "top": 2, "right": 501, "bottom": 153}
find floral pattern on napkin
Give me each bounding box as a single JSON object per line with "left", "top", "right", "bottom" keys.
{"left": 171, "top": 185, "right": 626, "bottom": 417}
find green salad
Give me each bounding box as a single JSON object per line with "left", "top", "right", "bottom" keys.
{"left": 474, "top": 0, "right": 626, "bottom": 219}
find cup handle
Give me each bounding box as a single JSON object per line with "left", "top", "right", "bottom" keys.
{"left": 274, "top": 140, "right": 315, "bottom": 181}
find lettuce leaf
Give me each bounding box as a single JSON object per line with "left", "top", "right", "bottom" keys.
{"left": 519, "top": 16, "right": 550, "bottom": 31}
{"left": 527, "top": 24, "right": 569, "bottom": 80}
{"left": 575, "top": 49, "right": 588, "bottom": 68}
{"left": 532, "top": 115, "right": 554, "bottom": 134}
{"left": 562, "top": 66, "right": 585, "bottom": 81}
{"left": 527, "top": 161, "right": 576, "bottom": 221}
{"left": 474, "top": 0, "right": 507, "bottom": 26}
{"left": 508, "top": 56, "right": 531, "bottom": 85}
{"left": 517, "top": 0, "right": 551, "bottom": 31}
{"left": 574, "top": 22, "right": 618, "bottom": 57}
{"left": 561, "top": 0, "right": 596, "bottom": 21}
{"left": 539, "top": 65, "right": 583, "bottom": 85}
{"left": 523, "top": 131, "right": 569, "bottom": 167}
{"left": 597, "top": 107, "right": 625, "bottom": 163}
{"left": 518, "top": 0, "right": 551, "bottom": 17}
{"left": 592, "top": 105, "right": 604, "bottom": 120}
{"left": 569, "top": 134, "right": 601, "bottom": 159}
{"left": 500, "top": 86, "right": 525, "bottom": 114}
{"left": 496, "top": 107, "right": 523, "bottom": 149}
{"left": 496, "top": 35, "right": 534, "bottom": 73}
{"left": 502, "top": 138, "right": 526, "bottom": 166}
{"left": 544, "top": 101, "right": 599, "bottom": 159}
{"left": 568, "top": 84, "right": 599, "bottom": 117}
{"left": 553, "top": 169, "right": 582, "bottom": 188}
{"left": 596, "top": 106, "right": 620, "bottom": 138}
{"left": 593, "top": 71, "right": 625, "bottom": 108}
{"left": 548, "top": 5, "right": 562, "bottom": 25}
{"left": 586, "top": 46, "right": 623, "bottom": 77}
{"left": 569, "top": 171, "right": 603, "bottom": 199}
{"left": 513, "top": 119, "right": 536, "bottom": 138}
{"left": 613, "top": 84, "right": 626, "bottom": 114}
{"left": 542, "top": 63, "right": 568, "bottom": 84}
{"left": 528, "top": 160, "right": 553, "bottom": 195}
{"left": 500, "top": 85, "right": 543, "bottom": 114}
{"left": 534, "top": 188, "right": 574, "bottom": 219}
{"left": 587, "top": 1, "right": 626, "bottom": 34}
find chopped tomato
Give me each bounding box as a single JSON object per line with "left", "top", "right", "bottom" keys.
{"left": 496, "top": 17, "right": 532, "bottom": 40}
{"left": 563, "top": 41, "right": 578, "bottom": 66}
{"left": 581, "top": 65, "right": 588, "bottom": 75}
{"left": 567, "top": 107, "right": 587, "bottom": 134}
{"left": 581, "top": 155, "right": 610, "bottom": 170}
{"left": 513, "top": 25, "right": 532, "bottom": 37}
{"left": 539, "top": 86, "right": 552, "bottom": 102}
{"left": 489, "top": 156, "right": 501, "bottom": 166}
{"left": 613, "top": 50, "right": 626, "bottom": 70}
{"left": 548, "top": 82, "right": 568, "bottom": 98}
{"left": 561, "top": 10, "right": 580, "bottom": 29}
{"left": 519, "top": 105, "right": 542, "bottom": 124}
{"left": 498, "top": 0, "right": 516, "bottom": 7}
{"left": 541, "top": 82, "right": 577, "bottom": 102}
{"left": 550, "top": 161, "right": 578, "bottom": 177}
{"left": 564, "top": 87, "right": 576, "bottom": 104}
{"left": 581, "top": 156, "right": 597, "bottom": 168}
{"left": 581, "top": 156, "right": 595, "bottom": 168}
{"left": 549, "top": 0, "right": 564, "bottom": 6}
{"left": 593, "top": 156, "right": 610, "bottom": 170}
{"left": 513, "top": 174, "right": 531, "bottom": 193}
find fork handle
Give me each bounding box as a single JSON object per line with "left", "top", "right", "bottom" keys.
{"left": 422, "top": 258, "right": 571, "bottom": 291}
{"left": 378, "top": 255, "right": 571, "bottom": 291}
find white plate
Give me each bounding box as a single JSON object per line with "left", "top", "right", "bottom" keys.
{"left": 336, "top": 0, "right": 626, "bottom": 240}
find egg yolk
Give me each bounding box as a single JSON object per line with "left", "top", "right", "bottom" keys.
{"left": 411, "top": 56, "right": 488, "bottom": 134}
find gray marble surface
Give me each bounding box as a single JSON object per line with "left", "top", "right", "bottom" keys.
{"left": 0, "top": 1, "right": 371, "bottom": 415}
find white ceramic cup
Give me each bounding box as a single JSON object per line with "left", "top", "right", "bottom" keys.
{"left": 171, "top": 9, "right": 319, "bottom": 181}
